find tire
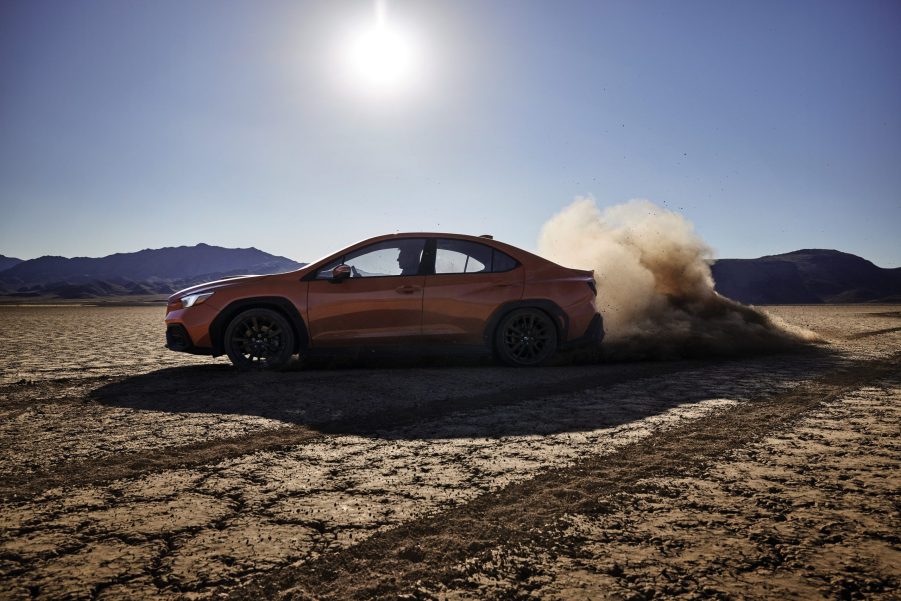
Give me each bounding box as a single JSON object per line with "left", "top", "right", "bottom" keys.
{"left": 494, "top": 308, "right": 558, "bottom": 367}
{"left": 224, "top": 308, "right": 295, "bottom": 371}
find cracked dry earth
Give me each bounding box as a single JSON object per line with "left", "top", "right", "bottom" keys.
{"left": 0, "top": 305, "right": 899, "bottom": 600}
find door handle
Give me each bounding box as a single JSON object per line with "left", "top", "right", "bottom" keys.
{"left": 396, "top": 286, "right": 420, "bottom": 294}
{"left": 494, "top": 283, "right": 514, "bottom": 288}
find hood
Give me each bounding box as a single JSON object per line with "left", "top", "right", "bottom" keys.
{"left": 168, "top": 274, "right": 270, "bottom": 300}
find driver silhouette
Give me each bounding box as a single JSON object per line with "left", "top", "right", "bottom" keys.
{"left": 397, "top": 247, "right": 421, "bottom": 276}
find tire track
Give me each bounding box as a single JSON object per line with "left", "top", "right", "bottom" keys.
{"left": 846, "top": 325, "right": 901, "bottom": 340}
{"left": 229, "top": 352, "right": 901, "bottom": 600}
{"left": 0, "top": 425, "right": 321, "bottom": 501}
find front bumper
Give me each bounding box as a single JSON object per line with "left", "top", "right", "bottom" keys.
{"left": 165, "top": 303, "right": 219, "bottom": 354}
{"left": 165, "top": 324, "right": 212, "bottom": 355}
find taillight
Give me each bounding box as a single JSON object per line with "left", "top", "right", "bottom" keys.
{"left": 587, "top": 280, "right": 597, "bottom": 296}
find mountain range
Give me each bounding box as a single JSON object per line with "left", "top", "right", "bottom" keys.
{"left": 0, "top": 245, "right": 898, "bottom": 303}
{"left": 0, "top": 255, "right": 23, "bottom": 272}
{"left": 711, "top": 249, "right": 901, "bottom": 304}
{"left": 0, "top": 244, "right": 303, "bottom": 299}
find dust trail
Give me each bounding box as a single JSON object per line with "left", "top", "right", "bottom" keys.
{"left": 539, "top": 197, "right": 821, "bottom": 359}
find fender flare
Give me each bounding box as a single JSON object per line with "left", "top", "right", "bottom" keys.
{"left": 483, "top": 299, "right": 569, "bottom": 348}
{"left": 209, "top": 297, "right": 309, "bottom": 356}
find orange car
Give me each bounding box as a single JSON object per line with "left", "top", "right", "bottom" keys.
{"left": 165, "top": 233, "right": 603, "bottom": 368}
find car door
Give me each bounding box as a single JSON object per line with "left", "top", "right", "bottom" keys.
{"left": 422, "top": 239, "right": 524, "bottom": 344}
{"left": 307, "top": 238, "right": 427, "bottom": 345}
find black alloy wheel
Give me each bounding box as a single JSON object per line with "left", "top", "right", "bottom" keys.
{"left": 494, "top": 308, "right": 558, "bottom": 366}
{"left": 224, "top": 308, "right": 295, "bottom": 370}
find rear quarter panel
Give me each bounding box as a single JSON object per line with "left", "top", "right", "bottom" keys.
{"left": 522, "top": 263, "right": 597, "bottom": 342}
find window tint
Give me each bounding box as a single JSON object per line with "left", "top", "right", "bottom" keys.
{"left": 435, "top": 240, "right": 491, "bottom": 274}
{"left": 435, "top": 239, "right": 518, "bottom": 274}
{"left": 315, "top": 239, "right": 426, "bottom": 279}
{"left": 492, "top": 249, "right": 518, "bottom": 272}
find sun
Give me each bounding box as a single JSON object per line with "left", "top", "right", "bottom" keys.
{"left": 348, "top": 25, "right": 414, "bottom": 90}
{"left": 342, "top": 1, "right": 421, "bottom": 97}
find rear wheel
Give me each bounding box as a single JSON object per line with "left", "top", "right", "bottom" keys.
{"left": 224, "top": 308, "right": 295, "bottom": 371}
{"left": 494, "top": 308, "right": 558, "bottom": 366}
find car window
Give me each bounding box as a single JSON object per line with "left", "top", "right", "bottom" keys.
{"left": 492, "top": 249, "right": 518, "bottom": 272}
{"left": 435, "top": 239, "right": 518, "bottom": 274}
{"left": 435, "top": 240, "right": 490, "bottom": 274}
{"left": 315, "top": 239, "right": 427, "bottom": 279}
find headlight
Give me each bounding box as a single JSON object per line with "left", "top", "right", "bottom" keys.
{"left": 181, "top": 291, "right": 214, "bottom": 308}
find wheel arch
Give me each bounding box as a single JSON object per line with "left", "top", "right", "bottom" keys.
{"left": 483, "top": 299, "right": 569, "bottom": 350}
{"left": 209, "top": 297, "right": 309, "bottom": 356}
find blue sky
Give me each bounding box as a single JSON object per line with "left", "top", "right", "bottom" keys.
{"left": 1, "top": 0, "right": 899, "bottom": 266}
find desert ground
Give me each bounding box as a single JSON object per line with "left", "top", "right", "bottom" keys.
{"left": 0, "top": 304, "right": 899, "bottom": 600}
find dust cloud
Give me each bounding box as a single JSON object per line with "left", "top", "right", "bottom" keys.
{"left": 539, "top": 197, "right": 821, "bottom": 359}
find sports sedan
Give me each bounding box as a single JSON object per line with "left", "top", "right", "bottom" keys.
{"left": 165, "top": 233, "right": 603, "bottom": 369}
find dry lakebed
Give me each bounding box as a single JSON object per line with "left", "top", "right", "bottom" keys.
{"left": 0, "top": 304, "right": 899, "bottom": 599}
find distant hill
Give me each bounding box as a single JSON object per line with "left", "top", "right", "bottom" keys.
{"left": 0, "top": 255, "right": 23, "bottom": 272}
{"left": 0, "top": 244, "right": 304, "bottom": 299}
{"left": 712, "top": 249, "right": 901, "bottom": 304}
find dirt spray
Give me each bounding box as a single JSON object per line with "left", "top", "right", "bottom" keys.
{"left": 539, "top": 197, "right": 821, "bottom": 359}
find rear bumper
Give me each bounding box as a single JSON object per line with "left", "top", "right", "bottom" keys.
{"left": 165, "top": 324, "right": 213, "bottom": 355}
{"left": 560, "top": 312, "right": 604, "bottom": 350}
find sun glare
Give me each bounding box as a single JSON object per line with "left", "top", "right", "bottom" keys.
{"left": 342, "top": 1, "right": 421, "bottom": 97}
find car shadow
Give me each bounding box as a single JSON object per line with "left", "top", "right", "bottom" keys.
{"left": 90, "top": 345, "right": 842, "bottom": 440}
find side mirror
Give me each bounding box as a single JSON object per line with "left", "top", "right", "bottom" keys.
{"left": 331, "top": 264, "right": 352, "bottom": 282}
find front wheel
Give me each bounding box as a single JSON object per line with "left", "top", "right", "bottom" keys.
{"left": 494, "top": 308, "right": 558, "bottom": 366}
{"left": 224, "top": 308, "right": 295, "bottom": 371}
